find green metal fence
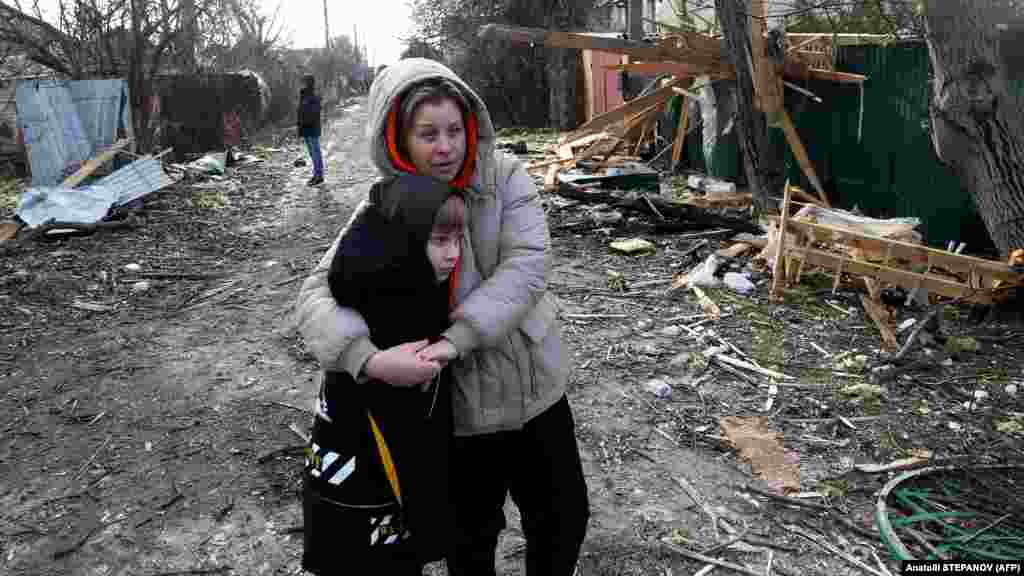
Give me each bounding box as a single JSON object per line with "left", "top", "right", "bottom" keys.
{"left": 700, "top": 42, "right": 1011, "bottom": 250}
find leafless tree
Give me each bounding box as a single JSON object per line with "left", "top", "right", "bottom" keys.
{"left": 408, "top": 0, "right": 594, "bottom": 130}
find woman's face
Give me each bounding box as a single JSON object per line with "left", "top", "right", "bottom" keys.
{"left": 404, "top": 98, "right": 466, "bottom": 182}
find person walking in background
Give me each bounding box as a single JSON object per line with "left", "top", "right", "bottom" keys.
{"left": 298, "top": 74, "right": 324, "bottom": 186}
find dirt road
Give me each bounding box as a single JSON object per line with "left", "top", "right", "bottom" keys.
{"left": 3, "top": 98, "right": 910, "bottom": 576}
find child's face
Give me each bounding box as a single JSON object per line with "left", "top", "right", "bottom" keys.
{"left": 426, "top": 228, "right": 460, "bottom": 283}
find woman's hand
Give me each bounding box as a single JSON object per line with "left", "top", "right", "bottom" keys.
{"left": 416, "top": 339, "right": 458, "bottom": 365}
{"left": 364, "top": 340, "right": 440, "bottom": 387}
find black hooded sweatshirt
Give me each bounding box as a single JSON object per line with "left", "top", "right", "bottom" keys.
{"left": 320, "top": 173, "right": 456, "bottom": 562}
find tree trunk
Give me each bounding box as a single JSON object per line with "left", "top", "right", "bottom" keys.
{"left": 923, "top": 0, "right": 1024, "bottom": 258}
{"left": 714, "top": 0, "right": 778, "bottom": 214}
{"left": 546, "top": 0, "right": 591, "bottom": 130}
{"left": 547, "top": 47, "right": 576, "bottom": 130}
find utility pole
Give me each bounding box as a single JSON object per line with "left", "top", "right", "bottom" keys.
{"left": 323, "top": 0, "right": 332, "bottom": 98}
{"left": 629, "top": 0, "right": 643, "bottom": 41}
{"left": 353, "top": 24, "right": 360, "bottom": 62}
{"left": 323, "top": 0, "right": 331, "bottom": 49}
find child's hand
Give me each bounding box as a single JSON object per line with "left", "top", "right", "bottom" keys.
{"left": 417, "top": 339, "right": 457, "bottom": 365}
{"left": 365, "top": 340, "right": 440, "bottom": 387}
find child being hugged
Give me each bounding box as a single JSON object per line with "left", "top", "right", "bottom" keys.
{"left": 302, "top": 173, "right": 463, "bottom": 575}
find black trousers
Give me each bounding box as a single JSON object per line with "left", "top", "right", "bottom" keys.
{"left": 447, "top": 395, "right": 590, "bottom": 576}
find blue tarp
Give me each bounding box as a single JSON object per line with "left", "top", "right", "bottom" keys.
{"left": 15, "top": 79, "right": 133, "bottom": 186}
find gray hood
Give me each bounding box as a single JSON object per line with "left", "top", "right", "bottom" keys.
{"left": 365, "top": 58, "right": 497, "bottom": 196}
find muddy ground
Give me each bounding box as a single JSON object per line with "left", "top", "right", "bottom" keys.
{"left": 2, "top": 98, "right": 1023, "bottom": 576}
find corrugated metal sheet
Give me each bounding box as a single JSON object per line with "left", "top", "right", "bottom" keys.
{"left": 99, "top": 157, "right": 176, "bottom": 205}
{"left": 15, "top": 79, "right": 131, "bottom": 186}
{"left": 16, "top": 156, "right": 177, "bottom": 226}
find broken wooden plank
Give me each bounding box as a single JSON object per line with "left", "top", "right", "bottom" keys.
{"left": 671, "top": 86, "right": 708, "bottom": 103}
{"left": 561, "top": 77, "right": 687, "bottom": 145}
{"left": 768, "top": 217, "right": 1024, "bottom": 286}
{"left": 787, "top": 246, "right": 998, "bottom": 304}
{"left": 717, "top": 243, "right": 753, "bottom": 258}
{"left": 779, "top": 110, "right": 829, "bottom": 207}
{"left": 543, "top": 145, "right": 576, "bottom": 191}
{"left": 770, "top": 181, "right": 793, "bottom": 301}
{"left": 670, "top": 96, "right": 689, "bottom": 170}
{"left": 731, "top": 233, "right": 769, "bottom": 249}
{"left": 563, "top": 131, "right": 617, "bottom": 150}
{"left": 860, "top": 294, "right": 900, "bottom": 351}
{"left": 478, "top": 24, "right": 695, "bottom": 62}
{"left": 691, "top": 285, "right": 721, "bottom": 319}
{"left": 62, "top": 139, "right": 133, "bottom": 188}
{"left": 0, "top": 221, "right": 20, "bottom": 243}
{"left": 807, "top": 68, "right": 868, "bottom": 84}
{"left": 607, "top": 61, "right": 729, "bottom": 78}
{"left": 750, "top": 0, "right": 767, "bottom": 108}
{"left": 786, "top": 34, "right": 826, "bottom": 54}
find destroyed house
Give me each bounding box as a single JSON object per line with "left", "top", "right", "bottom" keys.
{"left": 714, "top": 36, "right": 1024, "bottom": 252}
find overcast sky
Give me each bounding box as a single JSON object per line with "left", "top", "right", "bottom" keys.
{"left": 266, "top": 0, "right": 415, "bottom": 66}
{"left": 31, "top": 0, "right": 414, "bottom": 68}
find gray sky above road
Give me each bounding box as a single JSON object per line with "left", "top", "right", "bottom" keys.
{"left": 268, "top": 0, "right": 415, "bottom": 66}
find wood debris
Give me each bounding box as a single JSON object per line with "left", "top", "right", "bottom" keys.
{"left": 62, "top": 139, "right": 134, "bottom": 188}
{"left": 719, "top": 416, "right": 801, "bottom": 495}
{"left": 481, "top": 22, "right": 868, "bottom": 200}
{"left": 0, "top": 220, "right": 20, "bottom": 243}
{"left": 761, "top": 191, "right": 1024, "bottom": 348}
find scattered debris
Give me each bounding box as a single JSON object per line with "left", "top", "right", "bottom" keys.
{"left": 188, "top": 152, "right": 227, "bottom": 176}
{"left": 675, "top": 254, "right": 722, "bottom": 289}
{"left": 610, "top": 238, "right": 656, "bottom": 254}
{"left": 17, "top": 157, "right": 178, "bottom": 228}
{"left": 840, "top": 383, "right": 883, "bottom": 401}
{"left": 723, "top": 272, "right": 755, "bottom": 294}
{"left": 0, "top": 220, "right": 20, "bottom": 243}
{"left": 719, "top": 416, "right": 801, "bottom": 495}
{"left": 854, "top": 450, "right": 931, "bottom": 473}
{"left": 644, "top": 378, "right": 673, "bottom": 398}
{"left": 691, "top": 286, "right": 721, "bottom": 319}
{"left": 687, "top": 174, "right": 736, "bottom": 195}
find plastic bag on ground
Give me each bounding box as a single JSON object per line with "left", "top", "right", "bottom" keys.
{"left": 723, "top": 272, "right": 756, "bottom": 294}
{"left": 683, "top": 254, "right": 722, "bottom": 287}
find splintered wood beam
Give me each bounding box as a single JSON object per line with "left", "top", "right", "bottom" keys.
{"left": 62, "top": 138, "right": 133, "bottom": 188}
{"left": 561, "top": 78, "right": 684, "bottom": 145}
{"left": 544, "top": 145, "right": 575, "bottom": 191}
{"left": 479, "top": 24, "right": 696, "bottom": 62}
{"left": 860, "top": 294, "right": 900, "bottom": 351}
{"left": 786, "top": 34, "right": 825, "bottom": 53}
{"left": 672, "top": 86, "right": 707, "bottom": 103}
{"left": 767, "top": 217, "right": 1024, "bottom": 285}
{"left": 770, "top": 180, "right": 793, "bottom": 301}
{"left": 807, "top": 68, "right": 867, "bottom": 83}
{"left": 779, "top": 109, "right": 829, "bottom": 207}
{"left": 788, "top": 186, "right": 823, "bottom": 206}
{"left": 656, "top": 30, "right": 726, "bottom": 59}
{"left": 786, "top": 32, "right": 895, "bottom": 46}
{"left": 671, "top": 95, "right": 690, "bottom": 168}
{"left": 606, "top": 61, "right": 730, "bottom": 77}
{"left": 750, "top": 0, "right": 766, "bottom": 109}
{"left": 786, "top": 246, "right": 997, "bottom": 304}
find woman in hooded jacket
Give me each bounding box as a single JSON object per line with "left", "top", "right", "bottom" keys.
{"left": 294, "top": 58, "right": 590, "bottom": 575}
